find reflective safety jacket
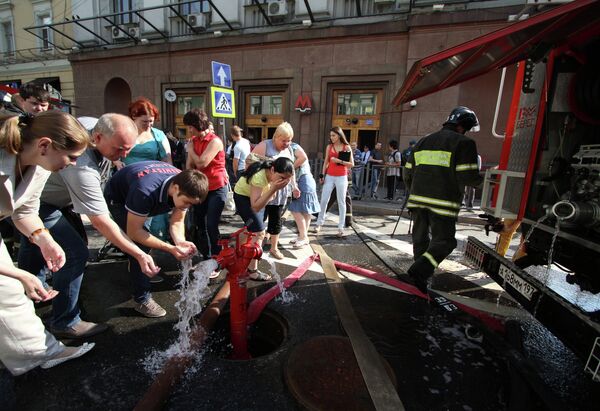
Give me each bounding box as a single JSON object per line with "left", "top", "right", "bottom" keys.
{"left": 404, "top": 126, "right": 482, "bottom": 218}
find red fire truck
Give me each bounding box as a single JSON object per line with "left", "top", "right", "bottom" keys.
{"left": 393, "top": 0, "right": 600, "bottom": 373}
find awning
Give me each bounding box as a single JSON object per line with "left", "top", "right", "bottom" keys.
{"left": 392, "top": 0, "right": 600, "bottom": 106}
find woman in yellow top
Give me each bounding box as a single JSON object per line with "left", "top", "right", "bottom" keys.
{"left": 233, "top": 156, "right": 293, "bottom": 280}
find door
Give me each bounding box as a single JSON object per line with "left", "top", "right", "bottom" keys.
{"left": 174, "top": 93, "right": 206, "bottom": 139}
{"left": 244, "top": 91, "right": 285, "bottom": 144}
{"left": 331, "top": 89, "right": 382, "bottom": 149}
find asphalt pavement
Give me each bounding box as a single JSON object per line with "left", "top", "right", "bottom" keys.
{"left": 1, "top": 199, "right": 597, "bottom": 411}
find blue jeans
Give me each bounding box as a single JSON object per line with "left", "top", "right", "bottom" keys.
{"left": 352, "top": 168, "right": 365, "bottom": 197}
{"left": 370, "top": 168, "right": 382, "bottom": 196}
{"left": 107, "top": 202, "right": 152, "bottom": 304}
{"left": 193, "top": 185, "right": 226, "bottom": 259}
{"left": 18, "top": 204, "right": 89, "bottom": 329}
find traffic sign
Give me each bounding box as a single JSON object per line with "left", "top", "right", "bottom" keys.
{"left": 211, "top": 86, "right": 236, "bottom": 118}
{"left": 211, "top": 61, "right": 232, "bottom": 88}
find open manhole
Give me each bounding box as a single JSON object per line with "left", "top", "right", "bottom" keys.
{"left": 284, "top": 335, "right": 397, "bottom": 411}
{"left": 209, "top": 309, "right": 288, "bottom": 359}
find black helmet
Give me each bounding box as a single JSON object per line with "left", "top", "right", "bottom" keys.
{"left": 444, "top": 106, "right": 480, "bottom": 132}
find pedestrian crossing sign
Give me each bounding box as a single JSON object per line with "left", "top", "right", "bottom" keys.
{"left": 210, "top": 86, "right": 236, "bottom": 118}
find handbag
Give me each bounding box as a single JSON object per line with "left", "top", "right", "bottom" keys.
{"left": 224, "top": 182, "right": 236, "bottom": 212}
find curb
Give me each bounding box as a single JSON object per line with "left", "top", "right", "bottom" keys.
{"left": 351, "top": 201, "right": 485, "bottom": 226}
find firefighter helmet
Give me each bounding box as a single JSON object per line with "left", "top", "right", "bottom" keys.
{"left": 444, "top": 106, "right": 480, "bottom": 132}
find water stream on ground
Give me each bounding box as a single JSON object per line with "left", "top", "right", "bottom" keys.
{"left": 142, "top": 257, "right": 218, "bottom": 376}
{"left": 264, "top": 255, "right": 297, "bottom": 304}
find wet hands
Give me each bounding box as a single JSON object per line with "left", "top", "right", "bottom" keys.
{"left": 37, "top": 237, "right": 66, "bottom": 272}
{"left": 170, "top": 241, "right": 197, "bottom": 260}
{"left": 20, "top": 271, "right": 58, "bottom": 302}
{"left": 138, "top": 253, "right": 161, "bottom": 277}
{"left": 273, "top": 176, "right": 291, "bottom": 190}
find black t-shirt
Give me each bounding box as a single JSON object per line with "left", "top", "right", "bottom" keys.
{"left": 105, "top": 161, "right": 180, "bottom": 217}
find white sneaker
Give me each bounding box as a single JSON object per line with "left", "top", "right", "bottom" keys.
{"left": 40, "top": 343, "right": 95, "bottom": 369}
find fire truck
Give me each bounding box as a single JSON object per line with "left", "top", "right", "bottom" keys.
{"left": 393, "top": 0, "right": 600, "bottom": 375}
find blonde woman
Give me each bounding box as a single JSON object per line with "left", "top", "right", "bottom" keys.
{"left": 0, "top": 111, "right": 95, "bottom": 375}
{"left": 250, "top": 122, "right": 299, "bottom": 259}
{"left": 314, "top": 127, "right": 354, "bottom": 237}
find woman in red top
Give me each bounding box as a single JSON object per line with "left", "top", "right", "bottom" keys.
{"left": 184, "top": 109, "right": 227, "bottom": 274}
{"left": 314, "top": 127, "right": 354, "bottom": 237}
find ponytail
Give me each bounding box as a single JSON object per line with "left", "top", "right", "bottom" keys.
{"left": 242, "top": 159, "right": 274, "bottom": 184}
{"left": 0, "top": 111, "right": 90, "bottom": 155}
{"left": 0, "top": 115, "right": 24, "bottom": 155}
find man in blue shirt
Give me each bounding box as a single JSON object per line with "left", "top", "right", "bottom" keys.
{"left": 105, "top": 161, "right": 208, "bottom": 317}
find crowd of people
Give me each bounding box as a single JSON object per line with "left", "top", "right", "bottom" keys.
{"left": 0, "top": 81, "right": 482, "bottom": 377}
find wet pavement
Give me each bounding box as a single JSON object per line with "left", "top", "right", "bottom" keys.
{"left": 1, "top": 201, "right": 598, "bottom": 410}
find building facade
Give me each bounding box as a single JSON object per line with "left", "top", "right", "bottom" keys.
{"left": 40, "top": 1, "right": 547, "bottom": 162}
{"left": 0, "top": 0, "right": 75, "bottom": 110}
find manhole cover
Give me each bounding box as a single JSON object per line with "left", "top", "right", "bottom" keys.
{"left": 284, "top": 335, "right": 396, "bottom": 411}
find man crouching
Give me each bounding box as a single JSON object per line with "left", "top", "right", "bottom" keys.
{"left": 104, "top": 161, "right": 208, "bottom": 317}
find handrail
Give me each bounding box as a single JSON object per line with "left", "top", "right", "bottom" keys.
{"left": 492, "top": 67, "right": 507, "bottom": 139}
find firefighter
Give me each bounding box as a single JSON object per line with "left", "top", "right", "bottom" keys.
{"left": 403, "top": 106, "right": 483, "bottom": 293}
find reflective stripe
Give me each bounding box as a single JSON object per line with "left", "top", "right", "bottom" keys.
{"left": 414, "top": 150, "right": 452, "bottom": 167}
{"left": 456, "top": 163, "right": 479, "bottom": 171}
{"left": 409, "top": 194, "right": 460, "bottom": 209}
{"left": 423, "top": 252, "right": 438, "bottom": 268}
{"left": 406, "top": 202, "right": 459, "bottom": 218}
{"left": 405, "top": 162, "right": 412, "bottom": 169}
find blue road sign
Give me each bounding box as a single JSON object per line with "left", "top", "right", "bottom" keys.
{"left": 211, "top": 86, "right": 236, "bottom": 118}
{"left": 211, "top": 61, "right": 232, "bottom": 88}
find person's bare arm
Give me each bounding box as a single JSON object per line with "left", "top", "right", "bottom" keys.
{"left": 88, "top": 213, "right": 159, "bottom": 276}
{"left": 188, "top": 138, "right": 223, "bottom": 169}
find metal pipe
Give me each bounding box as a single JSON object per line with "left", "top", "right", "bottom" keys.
{"left": 551, "top": 200, "right": 600, "bottom": 224}
{"left": 492, "top": 67, "right": 507, "bottom": 139}
{"left": 134, "top": 281, "right": 231, "bottom": 411}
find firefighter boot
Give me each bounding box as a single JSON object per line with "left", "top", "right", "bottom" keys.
{"left": 407, "top": 257, "right": 435, "bottom": 294}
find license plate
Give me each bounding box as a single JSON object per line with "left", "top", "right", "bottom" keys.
{"left": 498, "top": 265, "right": 536, "bottom": 300}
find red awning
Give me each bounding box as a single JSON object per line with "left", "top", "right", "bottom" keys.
{"left": 393, "top": 0, "right": 600, "bottom": 106}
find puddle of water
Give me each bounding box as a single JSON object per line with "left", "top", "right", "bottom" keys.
{"left": 142, "top": 258, "right": 218, "bottom": 376}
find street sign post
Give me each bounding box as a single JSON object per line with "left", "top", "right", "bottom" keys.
{"left": 211, "top": 61, "right": 232, "bottom": 88}
{"left": 211, "top": 86, "right": 236, "bottom": 119}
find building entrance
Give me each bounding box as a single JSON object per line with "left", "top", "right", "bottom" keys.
{"left": 173, "top": 93, "right": 206, "bottom": 139}
{"left": 331, "top": 89, "right": 382, "bottom": 150}
{"left": 244, "top": 91, "right": 285, "bottom": 144}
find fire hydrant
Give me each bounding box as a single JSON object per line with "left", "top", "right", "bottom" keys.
{"left": 214, "top": 227, "right": 262, "bottom": 359}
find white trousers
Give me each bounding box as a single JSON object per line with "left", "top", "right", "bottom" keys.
{"left": 0, "top": 238, "right": 64, "bottom": 375}
{"left": 316, "top": 175, "right": 348, "bottom": 230}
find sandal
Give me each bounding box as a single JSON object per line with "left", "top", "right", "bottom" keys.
{"left": 289, "top": 237, "right": 299, "bottom": 245}
{"left": 269, "top": 249, "right": 284, "bottom": 260}
{"left": 209, "top": 270, "right": 220, "bottom": 279}
{"left": 336, "top": 230, "right": 345, "bottom": 238}
{"left": 247, "top": 269, "right": 272, "bottom": 281}
{"left": 313, "top": 225, "right": 321, "bottom": 234}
